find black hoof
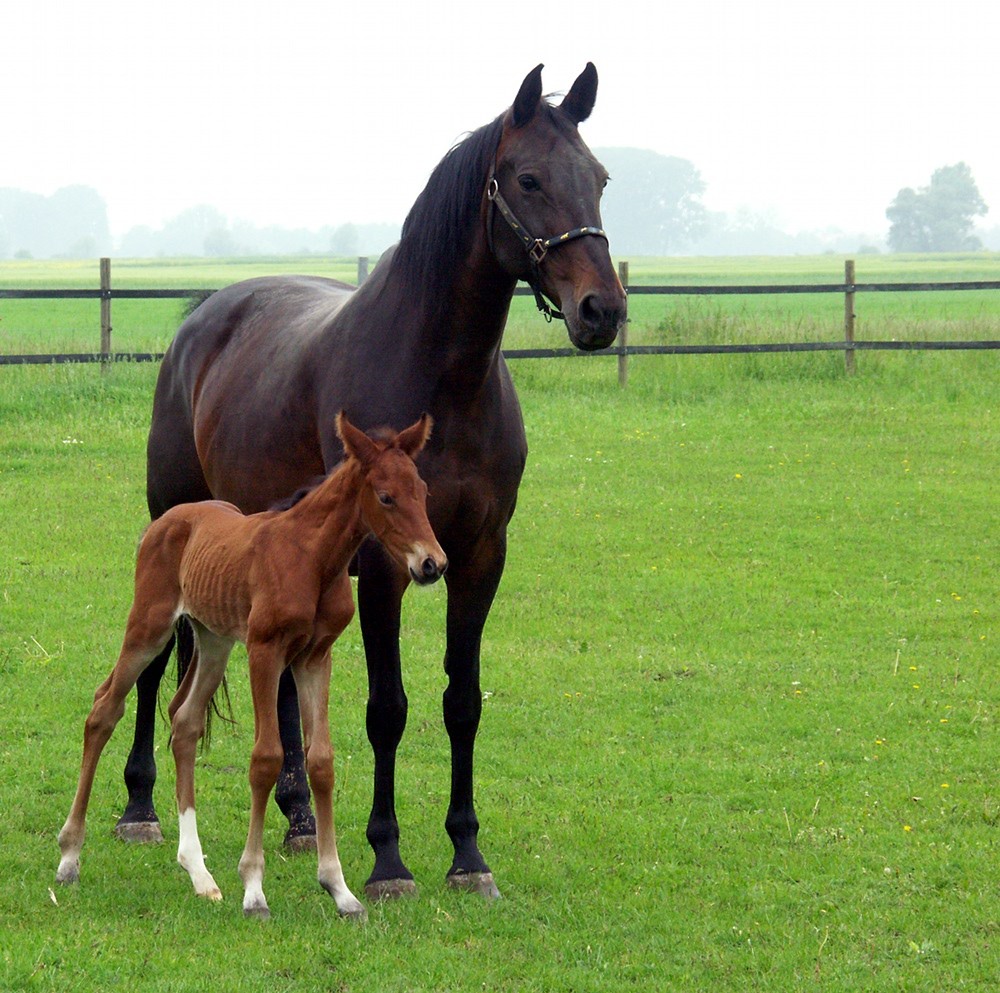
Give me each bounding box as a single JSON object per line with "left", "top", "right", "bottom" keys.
{"left": 113, "top": 820, "right": 164, "bottom": 844}
{"left": 446, "top": 871, "right": 501, "bottom": 900}
{"left": 282, "top": 829, "right": 317, "bottom": 854}
{"left": 364, "top": 877, "right": 418, "bottom": 901}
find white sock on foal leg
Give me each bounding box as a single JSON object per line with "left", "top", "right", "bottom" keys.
{"left": 177, "top": 808, "right": 222, "bottom": 900}
{"left": 239, "top": 849, "right": 269, "bottom": 918}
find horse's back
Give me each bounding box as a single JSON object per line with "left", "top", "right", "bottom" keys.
{"left": 148, "top": 276, "right": 355, "bottom": 515}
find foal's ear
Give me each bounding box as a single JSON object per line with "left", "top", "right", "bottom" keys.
{"left": 336, "top": 411, "right": 380, "bottom": 467}
{"left": 395, "top": 413, "right": 433, "bottom": 459}
{"left": 512, "top": 64, "right": 544, "bottom": 127}
{"left": 560, "top": 62, "right": 598, "bottom": 125}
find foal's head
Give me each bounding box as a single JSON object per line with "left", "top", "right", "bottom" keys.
{"left": 337, "top": 412, "right": 447, "bottom": 586}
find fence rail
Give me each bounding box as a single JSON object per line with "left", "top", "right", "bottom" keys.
{"left": 2, "top": 259, "right": 998, "bottom": 378}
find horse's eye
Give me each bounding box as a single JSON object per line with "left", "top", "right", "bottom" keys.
{"left": 518, "top": 174, "right": 541, "bottom": 193}
{"left": 377, "top": 492, "right": 394, "bottom": 507}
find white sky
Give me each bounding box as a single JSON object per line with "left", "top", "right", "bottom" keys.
{"left": 5, "top": 0, "right": 997, "bottom": 241}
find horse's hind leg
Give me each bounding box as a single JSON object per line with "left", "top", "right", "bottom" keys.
{"left": 114, "top": 633, "right": 174, "bottom": 843}
{"left": 169, "top": 623, "right": 232, "bottom": 902}
{"left": 274, "top": 666, "right": 317, "bottom": 852}
{"left": 57, "top": 615, "right": 176, "bottom": 884}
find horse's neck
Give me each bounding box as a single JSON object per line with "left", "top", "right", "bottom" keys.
{"left": 419, "top": 234, "right": 516, "bottom": 392}
{"left": 275, "top": 463, "right": 367, "bottom": 576}
{"left": 364, "top": 211, "right": 515, "bottom": 393}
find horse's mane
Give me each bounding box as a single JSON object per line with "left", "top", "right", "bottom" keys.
{"left": 390, "top": 114, "right": 506, "bottom": 321}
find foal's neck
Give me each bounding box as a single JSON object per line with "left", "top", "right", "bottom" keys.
{"left": 274, "top": 460, "right": 368, "bottom": 577}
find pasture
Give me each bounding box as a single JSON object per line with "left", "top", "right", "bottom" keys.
{"left": 0, "top": 258, "right": 998, "bottom": 991}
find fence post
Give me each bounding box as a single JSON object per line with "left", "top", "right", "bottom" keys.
{"left": 100, "top": 257, "right": 112, "bottom": 366}
{"left": 357, "top": 257, "right": 369, "bottom": 284}
{"left": 617, "top": 260, "right": 629, "bottom": 388}
{"left": 844, "top": 258, "right": 856, "bottom": 375}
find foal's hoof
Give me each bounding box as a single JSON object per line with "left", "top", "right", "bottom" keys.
{"left": 113, "top": 820, "right": 164, "bottom": 845}
{"left": 364, "top": 877, "right": 418, "bottom": 901}
{"left": 447, "top": 871, "right": 501, "bottom": 901}
{"left": 55, "top": 861, "right": 79, "bottom": 885}
{"left": 244, "top": 904, "right": 271, "bottom": 920}
{"left": 339, "top": 901, "right": 369, "bottom": 923}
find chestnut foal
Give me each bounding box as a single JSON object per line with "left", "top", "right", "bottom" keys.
{"left": 57, "top": 413, "right": 445, "bottom": 920}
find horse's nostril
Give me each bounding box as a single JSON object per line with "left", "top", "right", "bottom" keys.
{"left": 578, "top": 292, "right": 625, "bottom": 336}
{"left": 579, "top": 293, "right": 602, "bottom": 328}
{"left": 422, "top": 557, "right": 438, "bottom": 578}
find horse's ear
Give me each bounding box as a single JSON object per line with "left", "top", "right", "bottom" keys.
{"left": 395, "top": 413, "right": 433, "bottom": 459}
{"left": 512, "top": 64, "right": 544, "bottom": 127}
{"left": 560, "top": 62, "right": 598, "bottom": 125}
{"left": 337, "top": 411, "right": 380, "bottom": 467}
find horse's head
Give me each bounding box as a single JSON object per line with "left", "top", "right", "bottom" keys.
{"left": 487, "top": 63, "right": 627, "bottom": 351}
{"left": 338, "top": 412, "right": 447, "bottom": 586}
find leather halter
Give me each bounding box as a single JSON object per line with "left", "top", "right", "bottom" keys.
{"left": 485, "top": 175, "right": 608, "bottom": 323}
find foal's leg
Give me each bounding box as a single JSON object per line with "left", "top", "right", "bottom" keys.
{"left": 57, "top": 601, "right": 178, "bottom": 884}
{"left": 169, "top": 624, "right": 234, "bottom": 901}
{"left": 238, "top": 640, "right": 287, "bottom": 918}
{"left": 293, "top": 648, "right": 366, "bottom": 919}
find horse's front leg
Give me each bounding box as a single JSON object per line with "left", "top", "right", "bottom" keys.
{"left": 357, "top": 540, "right": 413, "bottom": 900}
{"left": 441, "top": 537, "right": 506, "bottom": 900}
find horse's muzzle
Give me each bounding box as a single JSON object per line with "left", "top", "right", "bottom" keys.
{"left": 569, "top": 289, "right": 628, "bottom": 351}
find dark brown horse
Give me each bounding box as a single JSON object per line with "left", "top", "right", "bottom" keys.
{"left": 115, "top": 63, "right": 626, "bottom": 900}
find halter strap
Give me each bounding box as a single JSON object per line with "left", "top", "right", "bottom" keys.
{"left": 485, "top": 175, "right": 608, "bottom": 323}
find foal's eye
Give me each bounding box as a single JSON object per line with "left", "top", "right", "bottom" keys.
{"left": 377, "top": 492, "right": 394, "bottom": 507}
{"left": 518, "top": 174, "right": 541, "bottom": 193}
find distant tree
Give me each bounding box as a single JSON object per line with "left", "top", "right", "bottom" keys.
{"left": 330, "top": 223, "right": 359, "bottom": 256}
{"left": 49, "top": 186, "right": 112, "bottom": 256}
{"left": 204, "top": 226, "right": 238, "bottom": 257}
{"left": 0, "top": 185, "right": 110, "bottom": 257}
{"left": 157, "top": 205, "right": 230, "bottom": 255}
{"left": 886, "top": 163, "right": 987, "bottom": 252}
{"left": 120, "top": 225, "right": 158, "bottom": 257}
{"left": 593, "top": 148, "right": 708, "bottom": 255}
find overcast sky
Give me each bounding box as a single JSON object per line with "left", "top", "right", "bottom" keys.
{"left": 5, "top": 0, "right": 997, "bottom": 242}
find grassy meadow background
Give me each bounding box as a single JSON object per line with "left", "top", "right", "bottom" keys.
{"left": 0, "top": 254, "right": 997, "bottom": 991}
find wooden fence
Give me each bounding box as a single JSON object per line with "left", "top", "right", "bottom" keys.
{"left": 2, "top": 259, "right": 998, "bottom": 382}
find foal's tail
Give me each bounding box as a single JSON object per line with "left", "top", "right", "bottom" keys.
{"left": 173, "top": 616, "right": 234, "bottom": 749}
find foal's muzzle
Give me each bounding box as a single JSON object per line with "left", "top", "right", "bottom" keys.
{"left": 410, "top": 555, "right": 447, "bottom": 586}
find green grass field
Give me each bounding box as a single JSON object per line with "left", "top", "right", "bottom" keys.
{"left": 0, "top": 257, "right": 997, "bottom": 991}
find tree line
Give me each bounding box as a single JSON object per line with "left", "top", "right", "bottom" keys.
{"left": 0, "top": 155, "right": 991, "bottom": 259}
